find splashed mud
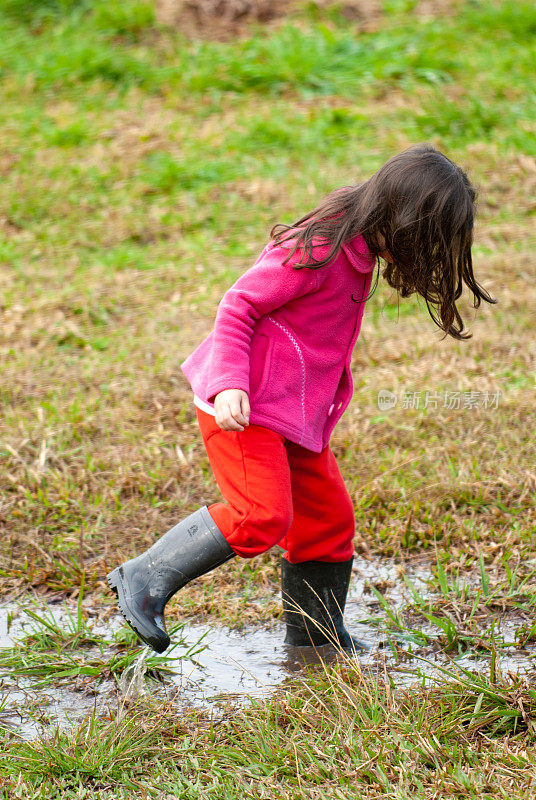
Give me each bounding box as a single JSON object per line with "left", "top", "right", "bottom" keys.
{"left": 1, "top": 555, "right": 535, "bottom": 738}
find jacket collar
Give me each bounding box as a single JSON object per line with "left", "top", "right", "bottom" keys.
{"left": 274, "top": 232, "right": 376, "bottom": 273}
{"left": 341, "top": 234, "right": 376, "bottom": 273}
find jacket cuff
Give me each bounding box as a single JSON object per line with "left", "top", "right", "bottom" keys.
{"left": 206, "top": 377, "right": 250, "bottom": 404}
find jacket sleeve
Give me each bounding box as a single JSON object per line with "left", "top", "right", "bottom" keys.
{"left": 204, "top": 243, "right": 324, "bottom": 402}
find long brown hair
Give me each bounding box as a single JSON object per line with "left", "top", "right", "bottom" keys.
{"left": 270, "top": 144, "right": 496, "bottom": 340}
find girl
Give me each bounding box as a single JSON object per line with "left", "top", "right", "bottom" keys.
{"left": 107, "top": 144, "right": 496, "bottom": 654}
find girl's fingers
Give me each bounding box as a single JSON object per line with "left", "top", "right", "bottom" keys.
{"left": 216, "top": 402, "right": 244, "bottom": 431}
{"left": 230, "top": 398, "right": 248, "bottom": 426}
{"left": 213, "top": 391, "right": 250, "bottom": 431}
{"left": 241, "top": 394, "right": 250, "bottom": 422}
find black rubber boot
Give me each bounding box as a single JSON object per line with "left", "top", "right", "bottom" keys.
{"left": 281, "top": 556, "right": 368, "bottom": 653}
{"left": 107, "top": 506, "right": 235, "bottom": 653}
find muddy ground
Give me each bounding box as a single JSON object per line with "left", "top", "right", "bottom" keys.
{"left": 2, "top": 553, "right": 536, "bottom": 739}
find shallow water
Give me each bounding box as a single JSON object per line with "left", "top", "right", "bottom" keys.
{"left": 1, "top": 554, "right": 535, "bottom": 738}
{"left": 167, "top": 620, "right": 379, "bottom": 707}
{"left": 0, "top": 611, "right": 13, "bottom": 648}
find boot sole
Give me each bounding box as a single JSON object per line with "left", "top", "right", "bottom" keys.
{"left": 106, "top": 567, "right": 169, "bottom": 654}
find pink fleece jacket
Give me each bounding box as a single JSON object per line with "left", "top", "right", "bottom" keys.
{"left": 180, "top": 234, "right": 375, "bottom": 452}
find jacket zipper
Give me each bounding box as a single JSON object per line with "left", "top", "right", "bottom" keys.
{"left": 323, "top": 292, "right": 366, "bottom": 444}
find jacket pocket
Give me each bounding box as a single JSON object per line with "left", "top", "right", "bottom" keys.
{"left": 256, "top": 316, "right": 307, "bottom": 441}
{"left": 249, "top": 333, "right": 274, "bottom": 401}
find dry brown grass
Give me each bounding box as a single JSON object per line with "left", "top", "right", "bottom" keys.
{"left": 155, "top": 0, "right": 382, "bottom": 40}
{"left": 0, "top": 52, "right": 534, "bottom": 626}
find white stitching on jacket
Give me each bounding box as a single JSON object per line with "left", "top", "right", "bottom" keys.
{"left": 266, "top": 315, "right": 306, "bottom": 444}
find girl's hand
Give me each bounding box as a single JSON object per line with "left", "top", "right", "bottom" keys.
{"left": 214, "top": 389, "right": 250, "bottom": 432}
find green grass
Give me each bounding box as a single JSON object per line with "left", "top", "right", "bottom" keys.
{"left": 3, "top": 660, "right": 536, "bottom": 798}
{"left": 0, "top": 0, "right": 534, "bottom": 583}
{"left": 365, "top": 554, "right": 536, "bottom": 656}
{"left": 1, "top": 0, "right": 536, "bottom": 795}
{"left": 0, "top": 593, "right": 205, "bottom": 688}
{"left": 4, "top": 703, "right": 178, "bottom": 792}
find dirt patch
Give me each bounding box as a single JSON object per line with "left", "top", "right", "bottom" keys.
{"left": 155, "top": 0, "right": 382, "bottom": 40}
{"left": 414, "top": 0, "right": 465, "bottom": 18}
{"left": 156, "top": 0, "right": 285, "bottom": 40}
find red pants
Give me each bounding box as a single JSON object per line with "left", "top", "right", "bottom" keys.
{"left": 196, "top": 407, "right": 355, "bottom": 563}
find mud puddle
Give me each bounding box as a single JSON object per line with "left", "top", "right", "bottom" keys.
{"left": 1, "top": 555, "right": 536, "bottom": 738}
{"left": 167, "top": 618, "right": 378, "bottom": 707}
